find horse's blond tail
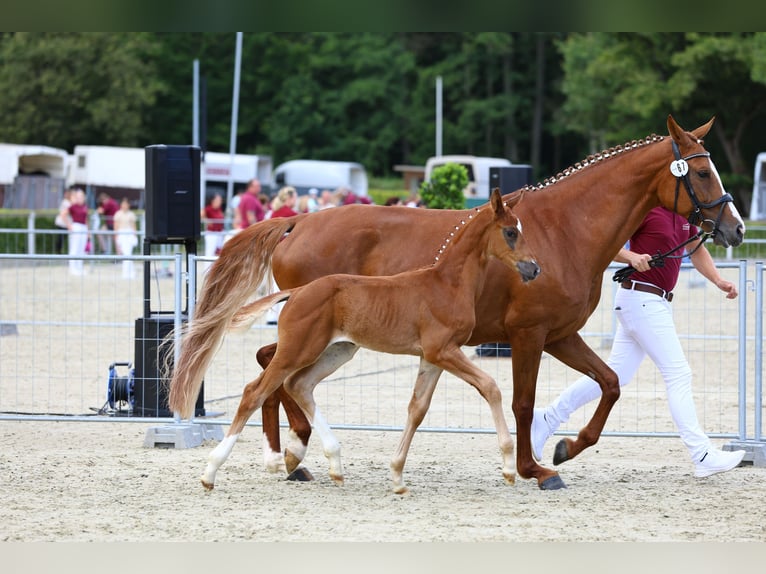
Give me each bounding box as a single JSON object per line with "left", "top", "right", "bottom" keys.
{"left": 167, "top": 217, "right": 298, "bottom": 419}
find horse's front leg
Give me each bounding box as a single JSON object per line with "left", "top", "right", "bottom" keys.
{"left": 509, "top": 333, "right": 567, "bottom": 490}
{"left": 390, "top": 359, "right": 443, "bottom": 494}
{"left": 543, "top": 333, "right": 620, "bottom": 465}
{"left": 431, "top": 347, "right": 516, "bottom": 487}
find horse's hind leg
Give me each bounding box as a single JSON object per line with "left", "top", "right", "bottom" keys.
{"left": 283, "top": 342, "right": 359, "bottom": 485}
{"left": 257, "top": 342, "right": 314, "bottom": 475}
{"left": 257, "top": 343, "right": 286, "bottom": 472}
{"left": 201, "top": 370, "right": 286, "bottom": 490}
{"left": 390, "top": 359, "right": 443, "bottom": 494}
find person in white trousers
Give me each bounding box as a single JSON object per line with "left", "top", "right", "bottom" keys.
{"left": 532, "top": 206, "right": 746, "bottom": 478}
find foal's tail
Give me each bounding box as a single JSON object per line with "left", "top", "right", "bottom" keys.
{"left": 229, "top": 291, "right": 293, "bottom": 332}
{"left": 167, "top": 217, "right": 298, "bottom": 420}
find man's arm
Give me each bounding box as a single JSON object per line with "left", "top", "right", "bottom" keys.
{"left": 688, "top": 239, "right": 738, "bottom": 299}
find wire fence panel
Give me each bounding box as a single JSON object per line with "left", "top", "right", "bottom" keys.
{"left": 0, "top": 253, "right": 760, "bottom": 443}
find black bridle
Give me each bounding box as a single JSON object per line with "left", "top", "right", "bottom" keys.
{"left": 613, "top": 139, "right": 734, "bottom": 283}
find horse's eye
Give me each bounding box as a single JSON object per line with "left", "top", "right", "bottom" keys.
{"left": 697, "top": 170, "right": 710, "bottom": 179}
{"left": 504, "top": 228, "right": 518, "bottom": 241}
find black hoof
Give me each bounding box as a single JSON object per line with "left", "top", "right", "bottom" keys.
{"left": 553, "top": 439, "right": 570, "bottom": 466}
{"left": 285, "top": 466, "right": 315, "bottom": 482}
{"left": 539, "top": 474, "right": 567, "bottom": 490}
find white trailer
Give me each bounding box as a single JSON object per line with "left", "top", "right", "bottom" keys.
{"left": 749, "top": 152, "right": 766, "bottom": 221}
{"left": 0, "top": 143, "right": 69, "bottom": 208}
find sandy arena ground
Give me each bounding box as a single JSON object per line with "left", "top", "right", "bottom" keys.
{"left": 1, "top": 260, "right": 764, "bottom": 544}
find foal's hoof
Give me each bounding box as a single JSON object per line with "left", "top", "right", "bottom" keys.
{"left": 201, "top": 479, "right": 215, "bottom": 491}
{"left": 553, "top": 439, "right": 570, "bottom": 466}
{"left": 539, "top": 474, "right": 567, "bottom": 490}
{"left": 285, "top": 466, "right": 315, "bottom": 482}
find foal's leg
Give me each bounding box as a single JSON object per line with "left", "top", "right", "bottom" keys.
{"left": 390, "top": 359, "right": 443, "bottom": 494}
{"left": 429, "top": 346, "right": 516, "bottom": 486}
{"left": 543, "top": 333, "right": 620, "bottom": 464}
{"left": 256, "top": 342, "right": 313, "bottom": 474}
{"left": 283, "top": 342, "right": 360, "bottom": 484}
{"left": 201, "top": 370, "right": 288, "bottom": 490}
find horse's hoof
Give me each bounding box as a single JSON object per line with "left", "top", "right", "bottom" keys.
{"left": 330, "top": 473, "right": 345, "bottom": 486}
{"left": 201, "top": 479, "right": 215, "bottom": 491}
{"left": 539, "top": 474, "right": 567, "bottom": 490}
{"left": 284, "top": 449, "right": 302, "bottom": 474}
{"left": 392, "top": 484, "right": 409, "bottom": 495}
{"left": 553, "top": 439, "right": 570, "bottom": 466}
{"left": 503, "top": 472, "right": 516, "bottom": 485}
{"left": 285, "top": 466, "right": 315, "bottom": 482}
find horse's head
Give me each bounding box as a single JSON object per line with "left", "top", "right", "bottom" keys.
{"left": 489, "top": 188, "right": 541, "bottom": 282}
{"left": 660, "top": 115, "right": 745, "bottom": 247}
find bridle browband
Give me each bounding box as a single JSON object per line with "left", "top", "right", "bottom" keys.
{"left": 613, "top": 138, "right": 734, "bottom": 283}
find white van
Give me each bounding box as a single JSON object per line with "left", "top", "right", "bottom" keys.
{"left": 425, "top": 155, "right": 512, "bottom": 201}
{"left": 273, "top": 159, "right": 368, "bottom": 197}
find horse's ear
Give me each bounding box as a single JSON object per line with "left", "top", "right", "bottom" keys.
{"left": 691, "top": 116, "right": 715, "bottom": 140}
{"left": 667, "top": 115, "right": 685, "bottom": 143}
{"left": 503, "top": 189, "right": 523, "bottom": 211}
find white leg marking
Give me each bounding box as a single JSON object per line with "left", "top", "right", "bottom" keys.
{"left": 201, "top": 433, "right": 239, "bottom": 488}
{"left": 311, "top": 406, "right": 344, "bottom": 483}
{"left": 262, "top": 434, "right": 286, "bottom": 474}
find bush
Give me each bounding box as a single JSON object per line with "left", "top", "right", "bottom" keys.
{"left": 419, "top": 163, "right": 467, "bottom": 209}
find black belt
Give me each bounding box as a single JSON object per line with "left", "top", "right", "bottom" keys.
{"left": 620, "top": 280, "right": 673, "bottom": 302}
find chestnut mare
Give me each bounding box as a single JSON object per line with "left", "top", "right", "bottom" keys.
{"left": 185, "top": 189, "right": 539, "bottom": 492}
{"left": 168, "top": 116, "right": 744, "bottom": 491}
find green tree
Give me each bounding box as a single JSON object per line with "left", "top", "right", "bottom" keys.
{"left": 557, "top": 32, "right": 766, "bottom": 215}
{"left": 419, "top": 162, "right": 467, "bottom": 209}
{"left": 0, "top": 32, "right": 163, "bottom": 151}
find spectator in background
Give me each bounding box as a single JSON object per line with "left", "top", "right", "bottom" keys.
{"left": 113, "top": 197, "right": 138, "bottom": 279}
{"left": 385, "top": 196, "right": 403, "bottom": 206}
{"left": 54, "top": 187, "right": 72, "bottom": 254}
{"left": 202, "top": 192, "right": 225, "bottom": 257}
{"left": 96, "top": 192, "right": 119, "bottom": 254}
{"left": 306, "top": 187, "right": 320, "bottom": 212}
{"left": 268, "top": 186, "right": 299, "bottom": 219}
{"left": 318, "top": 189, "right": 337, "bottom": 209}
{"left": 239, "top": 178, "right": 265, "bottom": 229}
{"left": 66, "top": 188, "right": 89, "bottom": 276}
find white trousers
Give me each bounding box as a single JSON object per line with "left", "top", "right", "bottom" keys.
{"left": 542, "top": 287, "right": 711, "bottom": 462}
{"left": 68, "top": 223, "right": 88, "bottom": 275}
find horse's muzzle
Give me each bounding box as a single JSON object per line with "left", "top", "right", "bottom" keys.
{"left": 713, "top": 222, "right": 745, "bottom": 248}
{"left": 517, "top": 260, "right": 541, "bottom": 282}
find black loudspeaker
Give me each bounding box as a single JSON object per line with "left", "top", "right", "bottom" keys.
{"left": 133, "top": 315, "right": 205, "bottom": 417}
{"left": 489, "top": 165, "right": 534, "bottom": 194}
{"left": 145, "top": 145, "right": 201, "bottom": 241}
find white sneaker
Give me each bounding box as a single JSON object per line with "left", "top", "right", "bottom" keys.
{"left": 693, "top": 448, "right": 745, "bottom": 478}
{"left": 531, "top": 408, "right": 551, "bottom": 462}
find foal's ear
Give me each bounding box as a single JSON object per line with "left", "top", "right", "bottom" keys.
{"left": 490, "top": 187, "right": 505, "bottom": 216}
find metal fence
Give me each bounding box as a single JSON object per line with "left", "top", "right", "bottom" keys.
{"left": 0, "top": 249, "right": 763, "bottom": 456}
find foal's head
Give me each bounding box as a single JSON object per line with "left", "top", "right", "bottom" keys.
{"left": 488, "top": 188, "right": 540, "bottom": 282}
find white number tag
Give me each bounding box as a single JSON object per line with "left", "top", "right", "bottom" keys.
{"left": 670, "top": 159, "right": 689, "bottom": 177}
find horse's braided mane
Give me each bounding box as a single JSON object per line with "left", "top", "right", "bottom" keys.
{"left": 432, "top": 133, "right": 666, "bottom": 264}
{"left": 523, "top": 134, "right": 665, "bottom": 192}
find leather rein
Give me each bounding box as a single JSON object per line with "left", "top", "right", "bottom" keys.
{"left": 613, "top": 139, "right": 733, "bottom": 283}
